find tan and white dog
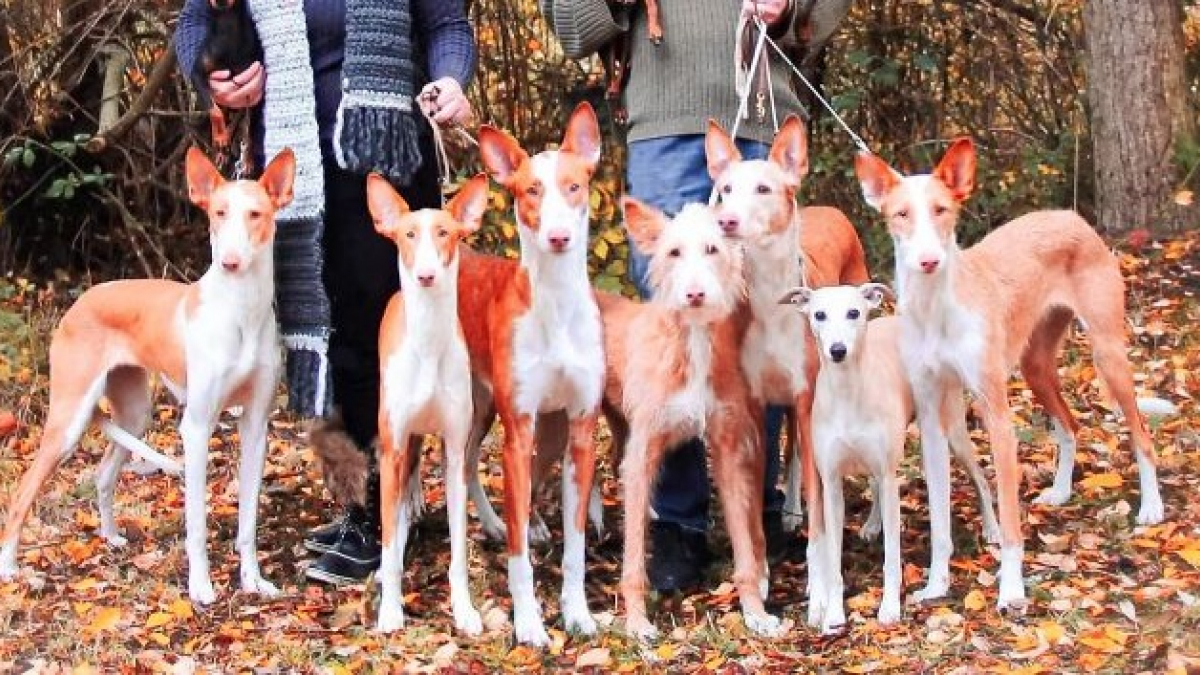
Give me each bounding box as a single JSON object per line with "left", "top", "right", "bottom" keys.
{"left": 366, "top": 173, "right": 489, "bottom": 635}
{"left": 0, "top": 147, "right": 295, "bottom": 605}
{"left": 602, "top": 198, "right": 779, "bottom": 640}
{"left": 456, "top": 102, "right": 606, "bottom": 646}
{"left": 855, "top": 139, "right": 1165, "bottom": 611}
{"left": 783, "top": 283, "right": 999, "bottom": 632}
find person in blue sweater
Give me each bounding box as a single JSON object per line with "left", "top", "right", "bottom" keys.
{"left": 175, "top": 0, "right": 476, "bottom": 585}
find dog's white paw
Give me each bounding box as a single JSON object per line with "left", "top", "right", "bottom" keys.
{"left": 877, "top": 595, "right": 902, "bottom": 625}
{"left": 0, "top": 550, "right": 18, "bottom": 581}
{"left": 912, "top": 578, "right": 949, "bottom": 604}
{"left": 1033, "top": 485, "right": 1071, "bottom": 507}
{"left": 189, "top": 578, "right": 218, "bottom": 606}
{"left": 513, "top": 611, "right": 551, "bottom": 647}
{"left": 241, "top": 572, "right": 280, "bottom": 598}
{"left": 625, "top": 614, "right": 659, "bottom": 642}
{"left": 744, "top": 610, "right": 785, "bottom": 637}
{"left": 563, "top": 607, "right": 598, "bottom": 636}
{"left": 1137, "top": 497, "right": 1165, "bottom": 525}
{"left": 996, "top": 577, "right": 1027, "bottom": 612}
{"left": 453, "top": 604, "right": 483, "bottom": 636}
{"left": 377, "top": 603, "right": 406, "bottom": 633}
{"left": 859, "top": 516, "right": 883, "bottom": 542}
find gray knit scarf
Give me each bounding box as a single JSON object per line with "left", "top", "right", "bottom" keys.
{"left": 246, "top": 0, "right": 423, "bottom": 418}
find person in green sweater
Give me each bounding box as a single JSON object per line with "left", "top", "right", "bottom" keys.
{"left": 541, "top": 0, "right": 810, "bottom": 592}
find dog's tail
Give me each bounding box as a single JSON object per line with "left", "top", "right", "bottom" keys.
{"left": 1137, "top": 396, "right": 1180, "bottom": 418}
{"left": 308, "top": 414, "right": 370, "bottom": 507}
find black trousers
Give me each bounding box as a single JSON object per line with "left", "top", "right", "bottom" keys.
{"left": 320, "top": 150, "right": 442, "bottom": 453}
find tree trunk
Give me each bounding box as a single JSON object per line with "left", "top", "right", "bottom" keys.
{"left": 1084, "top": 0, "right": 1196, "bottom": 235}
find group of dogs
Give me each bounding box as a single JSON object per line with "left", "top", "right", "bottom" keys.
{"left": 0, "top": 102, "right": 1169, "bottom": 646}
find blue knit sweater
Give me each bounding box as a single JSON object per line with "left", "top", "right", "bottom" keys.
{"left": 175, "top": 0, "right": 476, "bottom": 160}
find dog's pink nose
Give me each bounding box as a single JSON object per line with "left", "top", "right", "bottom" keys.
{"left": 547, "top": 229, "right": 571, "bottom": 251}
{"left": 416, "top": 270, "right": 436, "bottom": 287}
{"left": 718, "top": 214, "right": 739, "bottom": 235}
{"left": 685, "top": 287, "right": 706, "bottom": 306}
{"left": 221, "top": 254, "right": 242, "bottom": 272}
{"left": 919, "top": 258, "right": 940, "bottom": 274}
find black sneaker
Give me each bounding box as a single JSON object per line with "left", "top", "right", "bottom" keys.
{"left": 763, "top": 509, "right": 804, "bottom": 565}
{"left": 648, "top": 521, "right": 711, "bottom": 593}
{"left": 303, "top": 513, "right": 351, "bottom": 555}
{"left": 305, "top": 518, "right": 381, "bottom": 586}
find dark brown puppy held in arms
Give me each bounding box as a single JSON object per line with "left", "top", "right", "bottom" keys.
{"left": 197, "top": 0, "right": 262, "bottom": 149}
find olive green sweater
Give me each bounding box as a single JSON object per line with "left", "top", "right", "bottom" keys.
{"left": 542, "top": 0, "right": 805, "bottom": 145}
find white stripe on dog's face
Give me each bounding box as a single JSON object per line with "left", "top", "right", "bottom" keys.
{"left": 209, "top": 182, "right": 276, "bottom": 274}
{"left": 647, "top": 204, "right": 745, "bottom": 322}
{"left": 803, "top": 285, "right": 873, "bottom": 364}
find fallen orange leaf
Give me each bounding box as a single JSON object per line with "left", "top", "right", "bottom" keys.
{"left": 1080, "top": 472, "right": 1123, "bottom": 490}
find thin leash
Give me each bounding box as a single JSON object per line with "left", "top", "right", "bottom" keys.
{"left": 418, "top": 85, "right": 479, "bottom": 207}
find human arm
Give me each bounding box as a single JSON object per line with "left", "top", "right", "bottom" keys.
{"left": 413, "top": 0, "right": 477, "bottom": 125}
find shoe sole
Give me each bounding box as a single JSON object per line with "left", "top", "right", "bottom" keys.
{"left": 304, "top": 540, "right": 335, "bottom": 555}
{"left": 305, "top": 566, "right": 362, "bottom": 587}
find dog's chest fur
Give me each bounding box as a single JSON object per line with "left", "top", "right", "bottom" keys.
{"left": 382, "top": 297, "right": 471, "bottom": 437}
{"left": 512, "top": 275, "right": 605, "bottom": 417}
{"left": 899, "top": 265, "right": 987, "bottom": 392}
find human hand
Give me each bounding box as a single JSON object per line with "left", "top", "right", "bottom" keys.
{"left": 208, "top": 61, "right": 265, "bottom": 109}
{"left": 741, "top": 0, "right": 791, "bottom": 27}
{"left": 418, "top": 77, "right": 474, "bottom": 126}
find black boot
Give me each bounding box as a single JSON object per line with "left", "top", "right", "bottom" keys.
{"left": 648, "top": 521, "right": 711, "bottom": 593}
{"left": 306, "top": 473, "right": 382, "bottom": 586}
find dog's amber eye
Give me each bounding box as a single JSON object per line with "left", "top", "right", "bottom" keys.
{"left": 847, "top": 309, "right": 861, "bottom": 320}
{"left": 895, "top": 209, "right": 909, "bottom": 219}
{"left": 755, "top": 184, "right": 770, "bottom": 194}
{"left": 526, "top": 184, "right": 541, "bottom": 197}
{"left": 405, "top": 230, "right": 416, "bottom": 239}
{"left": 814, "top": 311, "right": 827, "bottom": 321}
{"left": 668, "top": 248, "right": 681, "bottom": 258}
{"left": 934, "top": 205, "right": 949, "bottom": 216}
{"left": 568, "top": 183, "right": 581, "bottom": 193}
{"left": 214, "top": 209, "right": 226, "bottom": 218}
{"left": 704, "top": 244, "right": 718, "bottom": 255}
{"left": 438, "top": 228, "right": 449, "bottom": 238}
{"left": 248, "top": 210, "right": 261, "bottom": 220}
{"left": 721, "top": 184, "right": 732, "bottom": 194}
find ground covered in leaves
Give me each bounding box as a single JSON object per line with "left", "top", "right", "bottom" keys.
{"left": 2, "top": 234, "right": 1200, "bottom": 673}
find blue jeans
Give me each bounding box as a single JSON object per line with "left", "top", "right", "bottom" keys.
{"left": 626, "top": 134, "right": 786, "bottom": 533}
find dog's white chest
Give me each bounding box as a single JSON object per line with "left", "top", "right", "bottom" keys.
{"left": 512, "top": 292, "right": 605, "bottom": 416}
{"left": 901, "top": 299, "right": 986, "bottom": 391}
{"left": 383, "top": 339, "right": 471, "bottom": 436}
{"left": 658, "top": 326, "right": 717, "bottom": 436}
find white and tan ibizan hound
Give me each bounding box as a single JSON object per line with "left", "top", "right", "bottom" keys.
{"left": 602, "top": 197, "right": 780, "bottom": 640}
{"left": 855, "top": 138, "right": 1167, "bottom": 611}
{"left": 365, "top": 172, "right": 490, "bottom": 635}
{"left": 0, "top": 147, "right": 296, "bottom": 605}
{"left": 455, "top": 102, "right": 606, "bottom": 646}
{"left": 782, "top": 283, "right": 999, "bottom": 633}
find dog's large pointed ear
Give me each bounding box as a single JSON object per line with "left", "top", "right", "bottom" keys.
{"left": 622, "top": 195, "right": 666, "bottom": 254}
{"left": 478, "top": 125, "right": 529, "bottom": 188}
{"left": 932, "top": 137, "right": 976, "bottom": 203}
{"left": 560, "top": 101, "right": 602, "bottom": 171}
{"left": 859, "top": 282, "right": 894, "bottom": 309}
{"left": 854, "top": 151, "right": 901, "bottom": 212}
{"left": 778, "top": 286, "right": 813, "bottom": 312}
{"left": 704, "top": 119, "right": 741, "bottom": 181}
{"left": 366, "top": 173, "right": 411, "bottom": 237}
{"left": 447, "top": 173, "right": 490, "bottom": 236}
{"left": 258, "top": 148, "right": 296, "bottom": 210}
{"left": 769, "top": 115, "right": 809, "bottom": 186}
{"left": 185, "top": 146, "right": 225, "bottom": 210}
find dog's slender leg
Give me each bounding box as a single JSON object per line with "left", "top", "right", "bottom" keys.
{"left": 234, "top": 369, "right": 280, "bottom": 597}
{"left": 860, "top": 477, "right": 882, "bottom": 541}
{"left": 529, "top": 411, "right": 568, "bottom": 546}
{"left": 0, "top": 367, "right": 107, "bottom": 578}
{"left": 180, "top": 385, "right": 222, "bottom": 605}
{"left": 877, "top": 463, "right": 903, "bottom": 625}
{"left": 560, "top": 414, "right": 598, "bottom": 635}
{"left": 818, "top": 460, "right": 845, "bottom": 634}
{"left": 911, "top": 376, "right": 954, "bottom": 603}
{"left": 1080, "top": 295, "right": 1164, "bottom": 524}
{"left": 619, "top": 429, "right": 666, "bottom": 641}
{"left": 943, "top": 395, "right": 1000, "bottom": 544}
{"left": 795, "top": 386, "right": 825, "bottom": 604}
{"left": 465, "top": 382, "right": 506, "bottom": 541}
{"left": 781, "top": 407, "right": 804, "bottom": 532}
{"left": 711, "top": 411, "right": 782, "bottom": 637}
{"left": 1021, "top": 307, "right": 1080, "bottom": 509}
{"left": 377, "top": 423, "right": 418, "bottom": 632}
{"left": 97, "top": 367, "right": 151, "bottom": 546}
{"left": 976, "top": 374, "right": 1027, "bottom": 611}
{"left": 444, "top": 417, "right": 483, "bottom": 635}
{"left": 499, "top": 409, "right": 548, "bottom": 646}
